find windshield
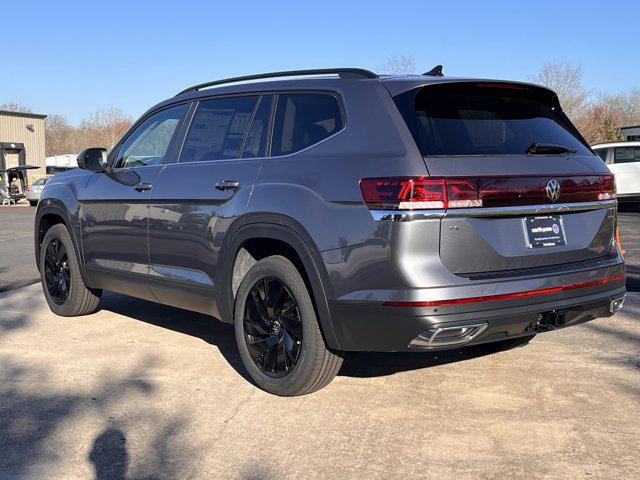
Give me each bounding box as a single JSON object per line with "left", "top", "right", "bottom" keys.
{"left": 394, "top": 83, "right": 591, "bottom": 156}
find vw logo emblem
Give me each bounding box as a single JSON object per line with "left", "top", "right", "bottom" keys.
{"left": 546, "top": 179, "right": 561, "bottom": 201}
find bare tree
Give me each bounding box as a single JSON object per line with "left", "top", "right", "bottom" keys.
{"left": 578, "top": 94, "right": 624, "bottom": 144}
{"left": 618, "top": 87, "right": 640, "bottom": 125}
{"left": 0, "top": 102, "right": 33, "bottom": 113}
{"left": 45, "top": 114, "right": 83, "bottom": 156}
{"left": 577, "top": 90, "right": 640, "bottom": 144}
{"left": 45, "top": 108, "right": 133, "bottom": 156}
{"left": 529, "top": 62, "right": 591, "bottom": 121}
{"left": 378, "top": 55, "right": 416, "bottom": 75}
{"left": 79, "top": 108, "right": 132, "bottom": 150}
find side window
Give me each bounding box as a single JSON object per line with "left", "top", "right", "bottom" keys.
{"left": 271, "top": 93, "right": 343, "bottom": 156}
{"left": 594, "top": 148, "right": 608, "bottom": 162}
{"left": 115, "top": 104, "right": 188, "bottom": 169}
{"left": 241, "top": 95, "right": 273, "bottom": 158}
{"left": 614, "top": 147, "right": 640, "bottom": 163}
{"left": 180, "top": 96, "right": 258, "bottom": 163}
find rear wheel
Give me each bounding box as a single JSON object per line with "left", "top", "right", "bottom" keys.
{"left": 39, "top": 224, "right": 101, "bottom": 316}
{"left": 234, "top": 255, "right": 343, "bottom": 396}
{"left": 29, "top": 201, "right": 37, "bottom": 207}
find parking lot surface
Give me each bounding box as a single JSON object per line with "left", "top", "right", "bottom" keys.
{"left": 0, "top": 205, "right": 37, "bottom": 292}
{"left": 1, "top": 284, "right": 639, "bottom": 479}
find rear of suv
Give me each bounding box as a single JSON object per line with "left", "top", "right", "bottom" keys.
{"left": 35, "top": 68, "right": 626, "bottom": 396}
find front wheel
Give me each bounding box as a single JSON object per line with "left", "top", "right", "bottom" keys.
{"left": 39, "top": 224, "right": 102, "bottom": 316}
{"left": 234, "top": 255, "right": 343, "bottom": 396}
{"left": 29, "top": 201, "right": 37, "bottom": 207}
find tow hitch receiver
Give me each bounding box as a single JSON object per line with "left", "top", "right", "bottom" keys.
{"left": 532, "top": 310, "right": 566, "bottom": 331}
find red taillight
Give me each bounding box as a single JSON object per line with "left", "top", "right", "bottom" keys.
{"left": 359, "top": 177, "right": 446, "bottom": 210}
{"left": 359, "top": 175, "right": 616, "bottom": 210}
{"left": 383, "top": 273, "right": 626, "bottom": 307}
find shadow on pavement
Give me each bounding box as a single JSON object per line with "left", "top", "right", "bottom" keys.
{"left": 89, "top": 428, "right": 128, "bottom": 480}
{"left": 0, "top": 350, "right": 197, "bottom": 480}
{"left": 99, "top": 291, "right": 525, "bottom": 381}
{"left": 339, "top": 340, "right": 525, "bottom": 378}
{"left": 98, "top": 291, "right": 253, "bottom": 384}
{"left": 0, "top": 266, "right": 39, "bottom": 294}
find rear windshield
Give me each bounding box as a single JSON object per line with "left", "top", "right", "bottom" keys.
{"left": 394, "top": 83, "right": 591, "bottom": 156}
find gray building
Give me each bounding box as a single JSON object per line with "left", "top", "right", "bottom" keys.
{"left": 620, "top": 125, "right": 640, "bottom": 141}
{"left": 0, "top": 110, "right": 47, "bottom": 201}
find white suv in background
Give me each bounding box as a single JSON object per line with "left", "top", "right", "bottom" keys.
{"left": 592, "top": 141, "right": 640, "bottom": 206}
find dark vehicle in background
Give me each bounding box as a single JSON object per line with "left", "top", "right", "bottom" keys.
{"left": 26, "top": 177, "right": 48, "bottom": 206}
{"left": 34, "top": 68, "right": 626, "bottom": 396}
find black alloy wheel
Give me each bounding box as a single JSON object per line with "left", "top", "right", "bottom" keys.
{"left": 43, "top": 238, "right": 71, "bottom": 305}
{"left": 243, "top": 276, "right": 303, "bottom": 378}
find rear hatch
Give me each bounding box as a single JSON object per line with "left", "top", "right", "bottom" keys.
{"left": 390, "top": 81, "right": 616, "bottom": 275}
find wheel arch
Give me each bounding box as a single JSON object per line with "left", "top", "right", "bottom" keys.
{"left": 218, "top": 219, "right": 341, "bottom": 350}
{"left": 34, "top": 200, "right": 94, "bottom": 289}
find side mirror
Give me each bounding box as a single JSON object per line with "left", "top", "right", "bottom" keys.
{"left": 77, "top": 148, "right": 108, "bottom": 172}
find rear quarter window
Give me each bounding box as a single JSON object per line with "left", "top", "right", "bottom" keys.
{"left": 594, "top": 148, "right": 609, "bottom": 162}
{"left": 271, "top": 93, "right": 343, "bottom": 156}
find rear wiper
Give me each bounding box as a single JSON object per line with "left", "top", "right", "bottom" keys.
{"left": 525, "top": 142, "right": 577, "bottom": 155}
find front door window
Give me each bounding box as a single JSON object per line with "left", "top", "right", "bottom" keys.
{"left": 114, "top": 104, "right": 188, "bottom": 169}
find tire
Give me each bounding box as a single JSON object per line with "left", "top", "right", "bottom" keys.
{"left": 39, "top": 224, "right": 102, "bottom": 316}
{"left": 29, "top": 201, "right": 37, "bottom": 207}
{"left": 234, "top": 255, "right": 343, "bottom": 396}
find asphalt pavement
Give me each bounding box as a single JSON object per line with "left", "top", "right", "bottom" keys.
{"left": 0, "top": 205, "right": 37, "bottom": 292}
{"left": 1, "top": 284, "right": 638, "bottom": 479}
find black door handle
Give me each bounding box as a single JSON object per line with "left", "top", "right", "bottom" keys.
{"left": 215, "top": 180, "right": 240, "bottom": 191}
{"left": 134, "top": 183, "right": 153, "bottom": 192}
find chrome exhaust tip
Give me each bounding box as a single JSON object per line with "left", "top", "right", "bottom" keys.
{"left": 409, "top": 322, "right": 488, "bottom": 349}
{"left": 610, "top": 295, "right": 626, "bottom": 314}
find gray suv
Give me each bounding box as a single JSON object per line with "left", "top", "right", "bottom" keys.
{"left": 35, "top": 68, "right": 626, "bottom": 396}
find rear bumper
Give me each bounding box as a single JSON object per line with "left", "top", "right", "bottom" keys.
{"left": 328, "top": 281, "right": 626, "bottom": 351}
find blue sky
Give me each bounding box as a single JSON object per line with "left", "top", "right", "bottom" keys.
{"left": 2, "top": 0, "right": 638, "bottom": 124}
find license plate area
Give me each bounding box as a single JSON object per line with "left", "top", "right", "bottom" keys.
{"left": 522, "top": 215, "right": 566, "bottom": 248}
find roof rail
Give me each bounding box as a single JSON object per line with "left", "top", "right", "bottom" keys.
{"left": 176, "top": 68, "right": 379, "bottom": 96}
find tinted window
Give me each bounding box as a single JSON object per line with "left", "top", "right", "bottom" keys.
{"left": 614, "top": 146, "right": 640, "bottom": 163}
{"left": 241, "top": 95, "right": 273, "bottom": 158}
{"left": 594, "top": 148, "right": 609, "bottom": 162}
{"left": 115, "top": 104, "right": 187, "bottom": 169}
{"left": 180, "top": 96, "right": 258, "bottom": 163}
{"left": 395, "top": 83, "right": 591, "bottom": 156}
{"left": 271, "top": 93, "right": 343, "bottom": 156}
